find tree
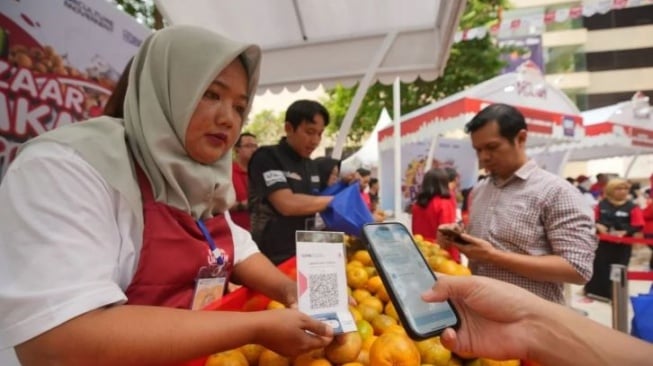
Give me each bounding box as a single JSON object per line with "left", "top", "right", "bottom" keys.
{"left": 244, "top": 109, "right": 286, "bottom": 146}
{"left": 323, "top": 0, "right": 509, "bottom": 146}
{"left": 111, "top": 0, "right": 163, "bottom": 29}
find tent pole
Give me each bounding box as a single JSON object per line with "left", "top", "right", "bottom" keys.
{"left": 558, "top": 149, "right": 572, "bottom": 177}
{"left": 624, "top": 152, "right": 640, "bottom": 178}
{"left": 393, "top": 77, "right": 402, "bottom": 219}
{"left": 332, "top": 31, "right": 397, "bottom": 159}
{"left": 425, "top": 133, "right": 441, "bottom": 172}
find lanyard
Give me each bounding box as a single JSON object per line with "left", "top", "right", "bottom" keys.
{"left": 196, "top": 220, "right": 224, "bottom": 265}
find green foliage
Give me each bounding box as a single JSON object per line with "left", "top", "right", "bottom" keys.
{"left": 111, "top": 0, "right": 162, "bottom": 29}
{"left": 244, "top": 109, "right": 285, "bottom": 146}
{"left": 323, "top": 0, "right": 509, "bottom": 146}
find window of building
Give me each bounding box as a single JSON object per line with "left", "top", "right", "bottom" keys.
{"left": 545, "top": 45, "right": 586, "bottom": 74}
{"left": 584, "top": 4, "right": 653, "bottom": 30}
{"left": 586, "top": 47, "right": 653, "bottom": 72}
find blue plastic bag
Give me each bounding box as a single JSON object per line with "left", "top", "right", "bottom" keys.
{"left": 320, "top": 180, "right": 349, "bottom": 196}
{"left": 320, "top": 182, "right": 374, "bottom": 236}
{"left": 631, "top": 285, "right": 653, "bottom": 343}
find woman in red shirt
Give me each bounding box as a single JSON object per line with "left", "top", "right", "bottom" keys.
{"left": 411, "top": 168, "right": 459, "bottom": 261}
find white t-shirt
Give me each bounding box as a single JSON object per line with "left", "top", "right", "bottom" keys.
{"left": 0, "top": 142, "right": 259, "bottom": 357}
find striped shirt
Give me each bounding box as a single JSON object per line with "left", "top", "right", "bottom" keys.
{"left": 468, "top": 160, "right": 597, "bottom": 303}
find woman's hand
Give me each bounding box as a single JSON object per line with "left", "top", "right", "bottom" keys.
{"left": 421, "top": 275, "right": 548, "bottom": 361}
{"left": 254, "top": 309, "right": 333, "bottom": 358}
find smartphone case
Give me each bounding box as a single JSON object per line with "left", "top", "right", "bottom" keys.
{"left": 362, "top": 222, "right": 460, "bottom": 340}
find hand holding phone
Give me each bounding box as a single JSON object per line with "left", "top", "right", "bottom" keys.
{"left": 362, "top": 222, "right": 460, "bottom": 340}
{"left": 437, "top": 227, "right": 471, "bottom": 245}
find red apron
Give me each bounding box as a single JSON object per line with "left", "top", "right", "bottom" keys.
{"left": 125, "top": 168, "right": 234, "bottom": 308}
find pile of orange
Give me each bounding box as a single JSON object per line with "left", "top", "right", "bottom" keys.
{"left": 202, "top": 234, "right": 521, "bottom": 366}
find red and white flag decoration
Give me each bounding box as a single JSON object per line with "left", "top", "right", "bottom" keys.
{"left": 455, "top": 0, "right": 653, "bottom": 43}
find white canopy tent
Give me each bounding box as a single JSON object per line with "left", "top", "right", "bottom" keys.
{"left": 154, "top": 0, "right": 466, "bottom": 159}
{"left": 528, "top": 94, "right": 653, "bottom": 177}
{"left": 340, "top": 108, "right": 392, "bottom": 173}
{"left": 375, "top": 63, "right": 586, "bottom": 212}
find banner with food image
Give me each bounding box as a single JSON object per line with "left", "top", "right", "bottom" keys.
{"left": 379, "top": 138, "right": 478, "bottom": 213}
{"left": 0, "top": 0, "right": 150, "bottom": 179}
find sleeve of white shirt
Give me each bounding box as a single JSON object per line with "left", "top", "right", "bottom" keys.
{"left": 0, "top": 143, "right": 127, "bottom": 349}
{"left": 225, "top": 211, "right": 260, "bottom": 263}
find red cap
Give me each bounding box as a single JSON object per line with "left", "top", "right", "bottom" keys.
{"left": 577, "top": 175, "right": 589, "bottom": 183}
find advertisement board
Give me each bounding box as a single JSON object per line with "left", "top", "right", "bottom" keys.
{"left": 0, "top": 0, "right": 150, "bottom": 178}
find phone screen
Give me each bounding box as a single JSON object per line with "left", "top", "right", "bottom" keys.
{"left": 363, "top": 223, "right": 459, "bottom": 337}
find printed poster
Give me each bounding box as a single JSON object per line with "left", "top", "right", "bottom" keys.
{"left": 0, "top": 0, "right": 150, "bottom": 179}
{"left": 379, "top": 138, "right": 478, "bottom": 212}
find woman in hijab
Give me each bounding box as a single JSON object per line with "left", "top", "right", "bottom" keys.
{"left": 584, "top": 178, "right": 644, "bottom": 301}
{"left": 0, "top": 26, "right": 332, "bottom": 365}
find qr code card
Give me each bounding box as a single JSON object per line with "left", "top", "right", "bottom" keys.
{"left": 296, "top": 231, "right": 356, "bottom": 334}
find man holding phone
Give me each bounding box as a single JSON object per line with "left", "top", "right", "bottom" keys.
{"left": 437, "top": 104, "right": 597, "bottom": 304}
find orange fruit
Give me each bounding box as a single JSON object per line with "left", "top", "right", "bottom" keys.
{"left": 349, "top": 306, "right": 363, "bottom": 322}
{"left": 427, "top": 256, "right": 447, "bottom": 272}
{"left": 369, "top": 332, "right": 420, "bottom": 366}
{"left": 453, "top": 264, "right": 472, "bottom": 276}
{"left": 479, "top": 359, "right": 521, "bottom": 366}
{"left": 384, "top": 302, "right": 399, "bottom": 321}
{"left": 205, "top": 350, "right": 248, "bottom": 366}
{"left": 360, "top": 297, "right": 383, "bottom": 314}
{"left": 365, "top": 276, "right": 384, "bottom": 293}
{"left": 364, "top": 266, "right": 377, "bottom": 277}
{"left": 357, "top": 304, "right": 380, "bottom": 322}
{"left": 267, "top": 300, "right": 286, "bottom": 310}
{"left": 371, "top": 314, "right": 398, "bottom": 335}
{"left": 361, "top": 335, "right": 378, "bottom": 351}
{"left": 347, "top": 260, "right": 364, "bottom": 269}
{"left": 418, "top": 338, "right": 451, "bottom": 365}
{"left": 376, "top": 286, "right": 390, "bottom": 303}
{"left": 356, "top": 348, "right": 369, "bottom": 365}
{"left": 306, "top": 358, "right": 331, "bottom": 366}
{"left": 259, "top": 350, "right": 290, "bottom": 366}
{"left": 341, "top": 363, "right": 365, "bottom": 366}
{"left": 324, "top": 331, "right": 362, "bottom": 364}
{"left": 352, "top": 289, "right": 372, "bottom": 304}
{"left": 239, "top": 344, "right": 264, "bottom": 366}
{"left": 352, "top": 250, "right": 373, "bottom": 266}
{"left": 347, "top": 266, "right": 369, "bottom": 289}
{"left": 436, "top": 260, "right": 459, "bottom": 275}
{"left": 356, "top": 319, "right": 374, "bottom": 340}
{"left": 382, "top": 324, "right": 407, "bottom": 335}
{"left": 294, "top": 349, "right": 325, "bottom": 366}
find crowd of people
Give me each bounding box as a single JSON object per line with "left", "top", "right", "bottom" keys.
{"left": 1, "top": 24, "right": 653, "bottom": 366}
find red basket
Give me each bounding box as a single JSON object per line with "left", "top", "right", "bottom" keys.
{"left": 180, "top": 257, "right": 297, "bottom": 366}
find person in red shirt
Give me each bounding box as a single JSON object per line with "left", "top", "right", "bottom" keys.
{"left": 590, "top": 173, "right": 608, "bottom": 199}
{"left": 411, "top": 168, "right": 459, "bottom": 262}
{"left": 643, "top": 174, "right": 653, "bottom": 269}
{"left": 230, "top": 132, "right": 258, "bottom": 230}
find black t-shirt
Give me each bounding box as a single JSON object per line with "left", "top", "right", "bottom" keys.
{"left": 248, "top": 138, "right": 321, "bottom": 264}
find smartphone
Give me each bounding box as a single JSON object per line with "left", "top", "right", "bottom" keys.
{"left": 437, "top": 227, "right": 470, "bottom": 245}
{"left": 362, "top": 222, "right": 460, "bottom": 340}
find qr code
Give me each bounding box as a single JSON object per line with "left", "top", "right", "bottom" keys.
{"left": 309, "top": 273, "right": 338, "bottom": 310}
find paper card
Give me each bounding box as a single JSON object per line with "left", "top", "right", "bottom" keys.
{"left": 296, "top": 231, "right": 356, "bottom": 334}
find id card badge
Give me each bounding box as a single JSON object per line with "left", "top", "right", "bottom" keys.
{"left": 191, "top": 264, "right": 226, "bottom": 310}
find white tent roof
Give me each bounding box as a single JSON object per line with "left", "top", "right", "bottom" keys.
{"left": 154, "top": 0, "right": 465, "bottom": 94}
{"left": 378, "top": 62, "right": 584, "bottom": 150}
{"left": 528, "top": 96, "right": 653, "bottom": 161}
{"left": 583, "top": 93, "right": 653, "bottom": 127}
{"left": 341, "top": 108, "right": 392, "bottom": 170}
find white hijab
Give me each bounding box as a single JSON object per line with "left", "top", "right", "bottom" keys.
{"left": 19, "top": 25, "right": 261, "bottom": 230}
